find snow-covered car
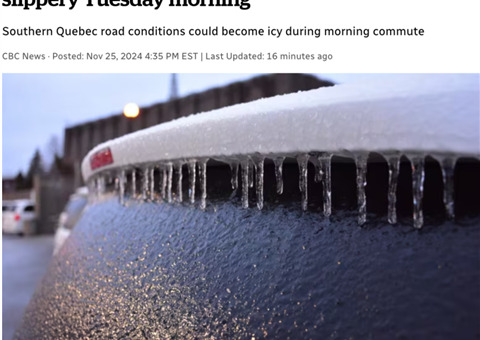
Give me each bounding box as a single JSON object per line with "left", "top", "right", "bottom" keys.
{"left": 53, "top": 187, "right": 88, "bottom": 255}
{"left": 2, "top": 199, "right": 36, "bottom": 235}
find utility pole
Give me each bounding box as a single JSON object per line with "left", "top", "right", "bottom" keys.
{"left": 169, "top": 73, "right": 179, "bottom": 100}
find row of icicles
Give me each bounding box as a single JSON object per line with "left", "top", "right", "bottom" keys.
{"left": 89, "top": 153, "right": 458, "bottom": 229}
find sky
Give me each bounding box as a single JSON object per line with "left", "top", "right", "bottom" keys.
{"left": 2, "top": 73, "right": 389, "bottom": 177}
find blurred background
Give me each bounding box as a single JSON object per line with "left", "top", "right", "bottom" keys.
{"left": 5, "top": 72, "right": 382, "bottom": 234}
{"left": 2, "top": 72, "right": 388, "bottom": 339}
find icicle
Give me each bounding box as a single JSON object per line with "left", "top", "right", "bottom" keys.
{"left": 410, "top": 156, "right": 425, "bottom": 229}
{"left": 441, "top": 157, "right": 456, "bottom": 219}
{"left": 319, "top": 153, "right": 332, "bottom": 217}
{"left": 94, "top": 177, "right": 98, "bottom": 193}
{"left": 88, "top": 179, "right": 94, "bottom": 203}
{"left": 92, "top": 178, "right": 97, "bottom": 199}
{"left": 355, "top": 154, "right": 368, "bottom": 226}
{"left": 273, "top": 157, "right": 285, "bottom": 195}
{"left": 161, "top": 167, "right": 167, "bottom": 200}
{"left": 115, "top": 174, "right": 120, "bottom": 192}
{"left": 131, "top": 168, "right": 137, "bottom": 199}
{"left": 167, "top": 163, "right": 173, "bottom": 203}
{"left": 149, "top": 167, "right": 155, "bottom": 201}
{"left": 241, "top": 159, "right": 249, "bottom": 209}
{"left": 188, "top": 160, "right": 196, "bottom": 204}
{"left": 100, "top": 176, "right": 105, "bottom": 195}
{"left": 175, "top": 163, "right": 183, "bottom": 203}
{"left": 95, "top": 176, "right": 100, "bottom": 197}
{"left": 102, "top": 176, "right": 106, "bottom": 193}
{"left": 142, "top": 167, "right": 149, "bottom": 201}
{"left": 229, "top": 162, "right": 239, "bottom": 191}
{"left": 386, "top": 155, "right": 400, "bottom": 224}
{"left": 119, "top": 169, "right": 125, "bottom": 205}
{"left": 198, "top": 159, "right": 208, "bottom": 210}
{"left": 253, "top": 157, "right": 265, "bottom": 210}
{"left": 92, "top": 178, "right": 96, "bottom": 193}
{"left": 297, "top": 154, "right": 309, "bottom": 211}
{"left": 248, "top": 161, "right": 254, "bottom": 188}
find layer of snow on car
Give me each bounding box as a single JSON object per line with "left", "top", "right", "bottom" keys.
{"left": 81, "top": 74, "right": 479, "bottom": 181}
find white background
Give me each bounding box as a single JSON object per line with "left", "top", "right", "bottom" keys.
{"left": 0, "top": 0, "right": 479, "bottom": 73}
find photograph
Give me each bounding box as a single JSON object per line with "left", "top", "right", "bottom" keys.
{"left": 2, "top": 73, "right": 479, "bottom": 339}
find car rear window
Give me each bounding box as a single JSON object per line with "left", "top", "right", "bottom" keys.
{"left": 24, "top": 205, "right": 35, "bottom": 212}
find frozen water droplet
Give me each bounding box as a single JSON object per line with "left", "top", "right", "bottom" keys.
{"left": 188, "top": 160, "right": 196, "bottom": 204}
{"left": 253, "top": 156, "right": 265, "bottom": 210}
{"left": 175, "top": 163, "right": 183, "bottom": 203}
{"left": 355, "top": 154, "right": 368, "bottom": 225}
{"left": 241, "top": 159, "right": 249, "bottom": 209}
{"left": 198, "top": 159, "right": 208, "bottom": 210}
{"left": 319, "top": 153, "right": 332, "bottom": 217}
{"left": 441, "top": 157, "right": 456, "bottom": 219}
{"left": 230, "top": 162, "right": 239, "bottom": 191}
{"left": 131, "top": 168, "right": 137, "bottom": 199}
{"left": 410, "top": 155, "right": 425, "bottom": 229}
{"left": 386, "top": 155, "right": 400, "bottom": 224}
{"left": 119, "top": 169, "right": 126, "bottom": 205}
{"left": 273, "top": 157, "right": 285, "bottom": 195}
{"left": 166, "top": 163, "right": 173, "bottom": 203}
{"left": 297, "top": 154, "right": 309, "bottom": 211}
{"left": 142, "top": 166, "right": 149, "bottom": 201}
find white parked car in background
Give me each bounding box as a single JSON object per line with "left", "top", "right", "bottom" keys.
{"left": 2, "top": 199, "right": 36, "bottom": 235}
{"left": 53, "top": 187, "right": 89, "bottom": 255}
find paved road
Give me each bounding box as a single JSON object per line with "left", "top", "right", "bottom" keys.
{"left": 2, "top": 235, "right": 54, "bottom": 340}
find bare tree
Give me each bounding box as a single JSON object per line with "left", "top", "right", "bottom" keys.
{"left": 25, "top": 149, "right": 44, "bottom": 188}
